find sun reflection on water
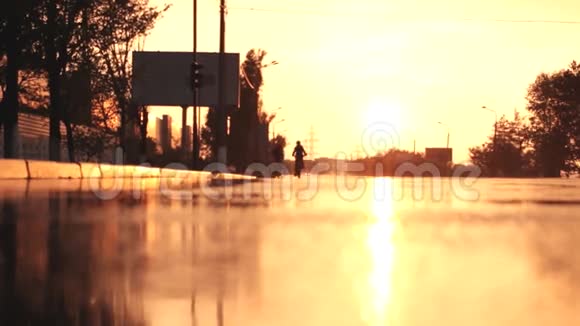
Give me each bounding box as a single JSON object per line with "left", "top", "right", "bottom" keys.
{"left": 364, "top": 178, "right": 397, "bottom": 325}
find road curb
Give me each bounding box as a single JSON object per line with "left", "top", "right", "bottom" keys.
{"left": 0, "top": 159, "right": 255, "bottom": 181}
{"left": 0, "top": 159, "right": 29, "bottom": 179}
{"left": 27, "top": 160, "right": 82, "bottom": 179}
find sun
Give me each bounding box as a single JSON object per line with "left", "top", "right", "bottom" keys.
{"left": 363, "top": 97, "right": 403, "bottom": 130}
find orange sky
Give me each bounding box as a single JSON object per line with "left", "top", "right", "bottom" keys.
{"left": 143, "top": 0, "right": 580, "bottom": 163}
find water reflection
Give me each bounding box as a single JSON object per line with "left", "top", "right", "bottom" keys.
{"left": 0, "top": 191, "right": 147, "bottom": 325}
{"left": 2, "top": 178, "right": 580, "bottom": 325}
{"left": 0, "top": 181, "right": 258, "bottom": 326}
{"left": 365, "top": 178, "right": 396, "bottom": 326}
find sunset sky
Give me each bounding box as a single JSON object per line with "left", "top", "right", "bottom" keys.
{"left": 144, "top": 0, "right": 580, "bottom": 163}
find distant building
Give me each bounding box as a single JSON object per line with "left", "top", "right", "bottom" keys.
{"left": 425, "top": 147, "right": 453, "bottom": 176}
{"left": 312, "top": 157, "right": 346, "bottom": 174}
{"left": 181, "top": 125, "right": 192, "bottom": 151}
{"left": 155, "top": 114, "right": 172, "bottom": 153}
{"left": 0, "top": 112, "right": 68, "bottom": 160}
{"left": 0, "top": 112, "right": 117, "bottom": 162}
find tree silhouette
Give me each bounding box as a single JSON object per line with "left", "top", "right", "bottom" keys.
{"left": 85, "top": 0, "right": 169, "bottom": 163}
{"left": 0, "top": 0, "right": 38, "bottom": 158}
{"left": 270, "top": 134, "right": 286, "bottom": 163}
{"left": 201, "top": 107, "right": 217, "bottom": 161}
{"left": 0, "top": 0, "right": 168, "bottom": 162}
{"left": 526, "top": 61, "right": 580, "bottom": 176}
{"left": 225, "top": 49, "right": 273, "bottom": 172}
{"left": 470, "top": 61, "right": 580, "bottom": 177}
{"left": 469, "top": 113, "right": 535, "bottom": 177}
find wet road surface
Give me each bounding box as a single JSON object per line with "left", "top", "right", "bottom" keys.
{"left": 1, "top": 176, "right": 580, "bottom": 325}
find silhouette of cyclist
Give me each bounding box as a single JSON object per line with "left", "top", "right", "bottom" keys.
{"left": 292, "top": 141, "right": 307, "bottom": 178}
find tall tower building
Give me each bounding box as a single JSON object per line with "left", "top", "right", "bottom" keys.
{"left": 182, "top": 125, "right": 192, "bottom": 151}
{"left": 156, "top": 114, "right": 172, "bottom": 153}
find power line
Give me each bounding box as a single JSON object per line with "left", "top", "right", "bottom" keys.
{"left": 458, "top": 18, "right": 580, "bottom": 25}
{"left": 229, "top": 6, "right": 350, "bottom": 17}
{"left": 229, "top": 7, "right": 580, "bottom": 25}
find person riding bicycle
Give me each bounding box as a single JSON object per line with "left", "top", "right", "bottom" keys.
{"left": 292, "top": 141, "right": 307, "bottom": 178}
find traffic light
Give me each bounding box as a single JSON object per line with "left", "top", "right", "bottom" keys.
{"left": 191, "top": 61, "right": 203, "bottom": 89}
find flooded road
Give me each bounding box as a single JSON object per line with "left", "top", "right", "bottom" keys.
{"left": 1, "top": 176, "right": 580, "bottom": 325}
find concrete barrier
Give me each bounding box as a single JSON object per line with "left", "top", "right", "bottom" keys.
{"left": 0, "top": 159, "right": 256, "bottom": 184}
{"left": 0, "top": 159, "right": 29, "bottom": 179}
{"left": 118, "top": 165, "right": 135, "bottom": 178}
{"left": 99, "top": 163, "right": 122, "bottom": 179}
{"left": 79, "top": 162, "right": 102, "bottom": 178}
{"left": 27, "top": 160, "right": 82, "bottom": 179}
{"left": 209, "top": 172, "right": 256, "bottom": 186}
{"left": 98, "top": 164, "right": 161, "bottom": 179}
{"left": 160, "top": 167, "right": 208, "bottom": 188}
{"left": 134, "top": 165, "right": 161, "bottom": 178}
{"left": 160, "top": 166, "right": 187, "bottom": 179}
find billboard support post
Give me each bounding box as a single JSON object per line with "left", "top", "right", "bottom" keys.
{"left": 181, "top": 105, "right": 188, "bottom": 157}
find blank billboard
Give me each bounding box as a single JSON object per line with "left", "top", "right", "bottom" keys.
{"left": 132, "top": 51, "right": 240, "bottom": 107}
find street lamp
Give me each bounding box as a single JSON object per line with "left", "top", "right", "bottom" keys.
{"left": 481, "top": 106, "right": 498, "bottom": 139}
{"left": 241, "top": 60, "right": 279, "bottom": 91}
{"left": 481, "top": 106, "right": 498, "bottom": 176}
{"left": 262, "top": 60, "right": 279, "bottom": 68}
{"left": 437, "top": 122, "right": 450, "bottom": 148}
{"left": 270, "top": 107, "right": 284, "bottom": 139}
{"left": 272, "top": 119, "right": 285, "bottom": 139}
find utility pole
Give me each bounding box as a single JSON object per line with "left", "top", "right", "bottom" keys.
{"left": 492, "top": 118, "right": 497, "bottom": 176}
{"left": 191, "top": 0, "right": 199, "bottom": 169}
{"left": 216, "top": 0, "right": 227, "bottom": 164}
{"left": 437, "top": 121, "right": 450, "bottom": 148}
{"left": 481, "top": 106, "right": 497, "bottom": 177}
